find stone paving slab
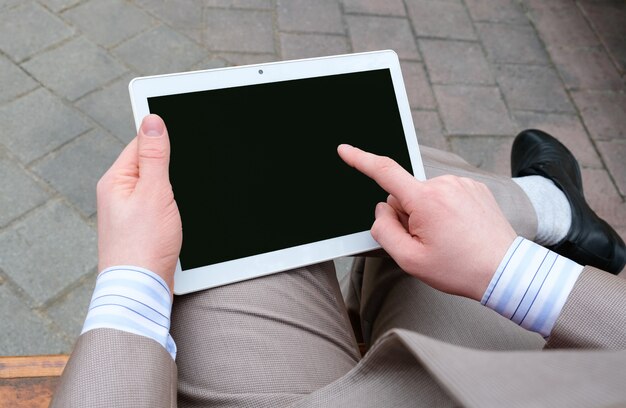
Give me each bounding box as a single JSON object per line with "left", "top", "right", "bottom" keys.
{"left": 62, "top": 0, "right": 155, "bottom": 48}
{"left": 570, "top": 91, "right": 626, "bottom": 140}
{"left": 476, "top": 22, "right": 549, "bottom": 65}
{"left": 47, "top": 271, "right": 97, "bottom": 340}
{"left": 38, "top": 0, "right": 80, "bottom": 13}
{"left": 343, "top": 0, "right": 406, "bottom": 16}
{"left": 420, "top": 39, "right": 494, "bottom": 85}
{"left": 135, "top": 0, "right": 206, "bottom": 44}
{"left": 346, "top": 15, "right": 420, "bottom": 60}
{"left": 400, "top": 61, "right": 436, "bottom": 110}
{"left": 495, "top": 64, "right": 575, "bottom": 113}
{"left": 0, "top": 200, "right": 97, "bottom": 306}
{"left": 280, "top": 32, "right": 350, "bottom": 60}
{"left": 217, "top": 51, "right": 279, "bottom": 66}
{"left": 411, "top": 110, "right": 449, "bottom": 152}
{"left": 205, "top": 9, "right": 275, "bottom": 53}
{"left": 577, "top": 1, "right": 626, "bottom": 75}
{"left": 207, "top": 0, "right": 274, "bottom": 10}
{"left": 464, "top": 0, "right": 527, "bottom": 24}
{"left": 0, "top": 0, "right": 623, "bottom": 356}
{"left": 0, "top": 54, "right": 38, "bottom": 105}
{"left": 551, "top": 46, "right": 625, "bottom": 92}
{"left": 406, "top": 0, "right": 477, "bottom": 40}
{"left": 596, "top": 140, "right": 626, "bottom": 197}
{"left": 0, "top": 0, "right": 21, "bottom": 10}
{"left": 75, "top": 73, "right": 139, "bottom": 144}
{"left": 32, "top": 128, "right": 124, "bottom": 217}
{"left": 0, "top": 88, "right": 91, "bottom": 163}
{"left": 23, "top": 36, "right": 127, "bottom": 101}
{"left": 113, "top": 25, "right": 207, "bottom": 75}
{"left": 0, "top": 148, "right": 49, "bottom": 228}
{"left": 434, "top": 85, "right": 515, "bottom": 135}
{"left": 0, "top": 2, "right": 73, "bottom": 62}
{"left": 527, "top": 0, "right": 601, "bottom": 48}
{"left": 277, "top": 0, "right": 344, "bottom": 34}
{"left": 0, "top": 283, "right": 69, "bottom": 355}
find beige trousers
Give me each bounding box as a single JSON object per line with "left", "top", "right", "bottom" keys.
{"left": 170, "top": 147, "right": 542, "bottom": 407}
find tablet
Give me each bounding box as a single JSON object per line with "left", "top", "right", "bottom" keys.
{"left": 129, "top": 50, "right": 425, "bottom": 295}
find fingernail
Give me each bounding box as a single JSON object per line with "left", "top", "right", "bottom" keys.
{"left": 339, "top": 144, "right": 353, "bottom": 150}
{"left": 142, "top": 114, "right": 164, "bottom": 137}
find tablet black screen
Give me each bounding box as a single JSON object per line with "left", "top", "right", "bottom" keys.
{"left": 148, "top": 68, "right": 413, "bottom": 270}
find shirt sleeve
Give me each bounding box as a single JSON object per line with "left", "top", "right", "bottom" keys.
{"left": 481, "top": 237, "right": 584, "bottom": 338}
{"left": 82, "top": 266, "right": 177, "bottom": 360}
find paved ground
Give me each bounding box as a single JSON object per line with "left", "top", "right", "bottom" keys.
{"left": 0, "top": 0, "right": 624, "bottom": 355}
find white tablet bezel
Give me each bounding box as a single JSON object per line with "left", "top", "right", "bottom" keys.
{"left": 128, "top": 50, "right": 425, "bottom": 295}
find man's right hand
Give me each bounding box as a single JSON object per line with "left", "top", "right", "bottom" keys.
{"left": 338, "top": 144, "right": 517, "bottom": 301}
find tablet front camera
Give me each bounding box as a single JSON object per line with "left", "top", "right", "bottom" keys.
{"left": 258, "top": 69, "right": 264, "bottom": 74}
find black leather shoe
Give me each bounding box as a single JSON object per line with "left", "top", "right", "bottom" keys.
{"left": 511, "top": 129, "right": 625, "bottom": 274}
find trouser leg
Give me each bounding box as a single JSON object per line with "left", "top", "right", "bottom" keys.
{"left": 171, "top": 261, "right": 360, "bottom": 408}
{"left": 360, "top": 258, "right": 545, "bottom": 350}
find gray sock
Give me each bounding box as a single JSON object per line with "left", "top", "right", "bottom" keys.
{"left": 513, "top": 175, "right": 572, "bottom": 246}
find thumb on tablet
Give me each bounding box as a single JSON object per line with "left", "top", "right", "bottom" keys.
{"left": 137, "top": 114, "right": 171, "bottom": 185}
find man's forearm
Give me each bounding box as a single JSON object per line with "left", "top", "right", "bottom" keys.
{"left": 50, "top": 328, "right": 177, "bottom": 408}
{"left": 51, "top": 266, "right": 178, "bottom": 407}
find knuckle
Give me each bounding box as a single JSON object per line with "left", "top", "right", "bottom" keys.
{"left": 475, "top": 180, "right": 489, "bottom": 191}
{"left": 440, "top": 174, "right": 461, "bottom": 185}
{"left": 140, "top": 142, "right": 167, "bottom": 160}
{"left": 375, "top": 155, "right": 396, "bottom": 173}
{"left": 433, "top": 175, "right": 464, "bottom": 194}
{"left": 420, "top": 182, "right": 436, "bottom": 198}
{"left": 140, "top": 148, "right": 166, "bottom": 160}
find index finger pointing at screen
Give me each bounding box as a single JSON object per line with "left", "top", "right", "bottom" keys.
{"left": 337, "top": 144, "right": 421, "bottom": 210}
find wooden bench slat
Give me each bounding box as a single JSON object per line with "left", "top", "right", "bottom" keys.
{"left": 0, "top": 347, "right": 367, "bottom": 406}
{"left": 0, "top": 376, "right": 60, "bottom": 408}
{"left": 0, "top": 355, "right": 68, "bottom": 379}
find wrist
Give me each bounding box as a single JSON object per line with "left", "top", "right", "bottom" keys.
{"left": 466, "top": 233, "right": 517, "bottom": 301}
{"left": 97, "top": 265, "right": 173, "bottom": 297}
{"left": 98, "top": 257, "right": 175, "bottom": 294}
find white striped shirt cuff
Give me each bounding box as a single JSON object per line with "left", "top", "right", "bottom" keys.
{"left": 481, "top": 237, "right": 584, "bottom": 338}
{"left": 82, "top": 266, "right": 177, "bottom": 360}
